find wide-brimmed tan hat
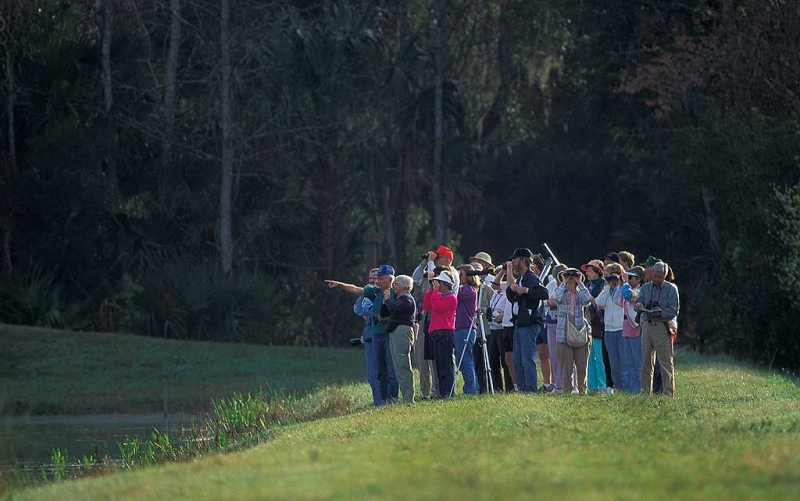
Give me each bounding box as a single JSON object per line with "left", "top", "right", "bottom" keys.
{"left": 469, "top": 251, "right": 494, "bottom": 268}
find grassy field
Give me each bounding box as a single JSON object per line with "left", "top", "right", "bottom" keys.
{"left": 0, "top": 325, "right": 365, "bottom": 415}
{"left": 4, "top": 351, "right": 799, "bottom": 501}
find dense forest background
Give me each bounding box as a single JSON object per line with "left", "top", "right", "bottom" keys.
{"left": 1, "top": 0, "right": 799, "bottom": 373}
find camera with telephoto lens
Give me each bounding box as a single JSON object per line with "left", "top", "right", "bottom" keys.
{"left": 350, "top": 337, "right": 373, "bottom": 346}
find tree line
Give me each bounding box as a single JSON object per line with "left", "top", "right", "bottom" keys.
{"left": 1, "top": 0, "right": 798, "bottom": 373}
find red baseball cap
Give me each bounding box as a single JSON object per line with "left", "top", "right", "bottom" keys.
{"left": 433, "top": 245, "right": 454, "bottom": 261}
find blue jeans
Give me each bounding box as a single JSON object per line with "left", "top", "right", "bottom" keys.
{"left": 513, "top": 324, "right": 539, "bottom": 392}
{"left": 588, "top": 338, "right": 607, "bottom": 391}
{"left": 604, "top": 330, "right": 624, "bottom": 392}
{"left": 362, "top": 327, "right": 382, "bottom": 406}
{"left": 374, "top": 332, "right": 398, "bottom": 404}
{"left": 622, "top": 335, "right": 642, "bottom": 394}
{"left": 454, "top": 327, "right": 478, "bottom": 394}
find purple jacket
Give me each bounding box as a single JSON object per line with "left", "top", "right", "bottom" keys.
{"left": 455, "top": 285, "right": 477, "bottom": 330}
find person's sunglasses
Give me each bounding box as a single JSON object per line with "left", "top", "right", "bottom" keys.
{"left": 564, "top": 272, "right": 580, "bottom": 278}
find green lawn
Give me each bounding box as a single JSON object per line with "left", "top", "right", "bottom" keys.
{"left": 5, "top": 351, "right": 799, "bottom": 501}
{"left": 0, "top": 325, "right": 365, "bottom": 415}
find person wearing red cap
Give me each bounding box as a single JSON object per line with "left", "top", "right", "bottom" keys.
{"left": 423, "top": 270, "right": 458, "bottom": 398}
{"left": 412, "top": 245, "right": 458, "bottom": 398}
{"left": 413, "top": 245, "right": 460, "bottom": 291}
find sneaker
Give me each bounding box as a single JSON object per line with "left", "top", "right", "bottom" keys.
{"left": 606, "top": 386, "right": 615, "bottom": 395}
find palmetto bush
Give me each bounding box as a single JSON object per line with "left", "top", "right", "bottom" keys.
{"left": 0, "top": 265, "right": 83, "bottom": 329}
{"left": 126, "top": 259, "right": 279, "bottom": 343}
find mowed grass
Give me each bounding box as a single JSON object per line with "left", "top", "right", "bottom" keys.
{"left": 6, "top": 352, "right": 799, "bottom": 501}
{"left": 0, "top": 325, "right": 365, "bottom": 415}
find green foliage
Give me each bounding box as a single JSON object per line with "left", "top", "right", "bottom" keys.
{"left": 133, "top": 260, "right": 280, "bottom": 343}
{"left": 0, "top": 266, "right": 81, "bottom": 329}
{"left": 43, "top": 448, "right": 67, "bottom": 483}
{"left": 1, "top": 0, "right": 799, "bottom": 373}
{"left": 112, "top": 274, "right": 146, "bottom": 333}
{"left": 773, "top": 183, "right": 800, "bottom": 309}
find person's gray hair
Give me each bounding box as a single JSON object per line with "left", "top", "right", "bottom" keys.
{"left": 653, "top": 262, "right": 670, "bottom": 276}
{"left": 395, "top": 275, "right": 414, "bottom": 291}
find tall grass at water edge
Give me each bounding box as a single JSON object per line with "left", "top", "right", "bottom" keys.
{"left": 0, "top": 384, "right": 366, "bottom": 493}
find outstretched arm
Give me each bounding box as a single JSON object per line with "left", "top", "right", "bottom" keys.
{"left": 325, "top": 280, "right": 364, "bottom": 296}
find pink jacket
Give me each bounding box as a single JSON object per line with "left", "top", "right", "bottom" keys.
{"left": 622, "top": 298, "right": 641, "bottom": 338}
{"left": 423, "top": 289, "right": 457, "bottom": 331}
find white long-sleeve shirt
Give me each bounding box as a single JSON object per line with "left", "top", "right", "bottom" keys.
{"left": 595, "top": 284, "right": 624, "bottom": 332}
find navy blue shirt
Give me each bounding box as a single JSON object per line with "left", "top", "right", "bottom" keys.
{"left": 381, "top": 292, "right": 417, "bottom": 333}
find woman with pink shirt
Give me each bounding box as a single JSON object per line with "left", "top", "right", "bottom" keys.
{"left": 423, "top": 270, "right": 458, "bottom": 398}
{"left": 620, "top": 266, "right": 645, "bottom": 394}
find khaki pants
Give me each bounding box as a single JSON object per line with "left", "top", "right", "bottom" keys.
{"left": 641, "top": 321, "right": 675, "bottom": 396}
{"left": 557, "top": 341, "right": 589, "bottom": 394}
{"left": 413, "top": 318, "right": 437, "bottom": 398}
{"left": 390, "top": 324, "right": 416, "bottom": 403}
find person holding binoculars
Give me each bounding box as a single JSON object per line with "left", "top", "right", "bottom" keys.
{"left": 548, "top": 267, "right": 593, "bottom": 394}
{"left": 594, "top": 263, "right": 626, "bottom": 394}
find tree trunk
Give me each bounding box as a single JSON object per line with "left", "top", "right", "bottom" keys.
{"left": 432, "top": 0, "right": 446, "bottom": 244}
{"left": 2, "top": 38, "right": 15, "bottom": 274}
{"left": 383, "top": 186, "right": 397, "bottom": 265}
{"left": 701, "top": 184, "right": 722, "bottom": 256}
{"left": 102, "top": 0, "right": 120, "bottom": 214}
{"left": 4, "top": 45, "right": 16, "bottom": 178}
{"left": 2, "top": 226, "right": 10, "bottom": 275}
{"left": 479, "top": 0, "right": 515, "bottom": 141}
{"left": 160, "top": 0, "right": 181, "bottom": 202}
{"left": 219, "top": 0, "right": 234, "bottom": 274}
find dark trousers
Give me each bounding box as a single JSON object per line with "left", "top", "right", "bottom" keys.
{"left": 431, "top": 329, "right": 455, "bottom": 398}
{"left": 602, "top": 336, "right": 614, "bottom": 388}
{"left": 374, "top": 333, "right": 398, "bottom": 403}
{"left": 488, "top": 329, "right": 513, "bottom": 392}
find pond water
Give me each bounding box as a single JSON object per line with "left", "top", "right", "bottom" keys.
{"left": 0, "top": 413, "right": 198, "bottom": 473}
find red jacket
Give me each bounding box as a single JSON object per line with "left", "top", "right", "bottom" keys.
{"left": 423, "top": 289, "right": 457, "bottom": 331}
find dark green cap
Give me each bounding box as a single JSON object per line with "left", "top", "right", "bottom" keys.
{"left": 639, "top": 255, "right": 662, "bottom": 267}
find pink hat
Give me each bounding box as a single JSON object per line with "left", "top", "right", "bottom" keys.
{"left": 581, "top": 259, "right": 605, "bottom": 274}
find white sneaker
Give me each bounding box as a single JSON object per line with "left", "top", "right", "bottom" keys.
{"left": 606, "top": 387, "right": 615, "bottom": 395}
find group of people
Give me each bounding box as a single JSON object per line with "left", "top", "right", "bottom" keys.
{"left": 324, "top": 246, "right": 679, "bottom": 405}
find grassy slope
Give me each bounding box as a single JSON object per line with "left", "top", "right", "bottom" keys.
{"left": 0, "top": 325, "right": 365, "bottom": 415}
{"left": 7, "top": 352, "right": 800, "bottom": 501}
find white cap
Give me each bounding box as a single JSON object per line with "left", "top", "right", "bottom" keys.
{"left": 432, "top": 271, "right": 454, "bottom": 285}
